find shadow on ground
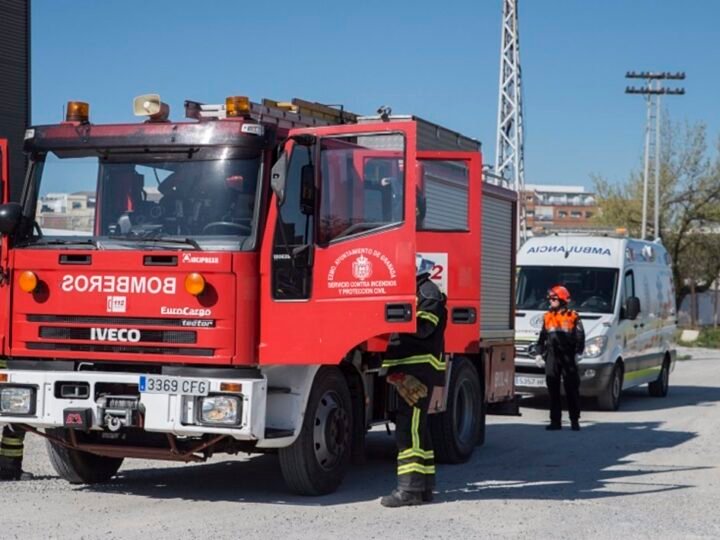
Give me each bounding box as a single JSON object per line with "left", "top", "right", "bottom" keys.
{"left": 72, "top": 388, "right": 713, "bottom": 507}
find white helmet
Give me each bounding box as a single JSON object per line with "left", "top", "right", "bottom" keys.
{"left": 415, "top": 254, "right": 434, "bottom": 276}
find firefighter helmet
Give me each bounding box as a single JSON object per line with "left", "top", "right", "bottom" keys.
{"left": 548, "top": 285, "right": 571, "bottom": 303}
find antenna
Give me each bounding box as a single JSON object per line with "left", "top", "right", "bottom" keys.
{"left": 495, "top": 0, "right": 526, "bottom": 245}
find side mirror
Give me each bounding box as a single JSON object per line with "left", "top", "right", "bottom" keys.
{"left": 270, "top": 152, "right": 288, "bottom": 205}
{"left": 300, "top": 164, "right": 315, "bottom": 216}
{"left": 0, "top": 202, "right": 23, "bottom": 235}
{"left": 625, "top": 296, "right": 641, "bottom": 320}
{"left": 292, "top": 244, "right": 314, "bottom": 269}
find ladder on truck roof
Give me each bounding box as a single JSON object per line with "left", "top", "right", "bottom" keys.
{"left": 184, "top": 97, "right": 358, "bottom": 130}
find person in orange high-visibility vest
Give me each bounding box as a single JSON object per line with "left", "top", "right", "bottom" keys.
{"left": 534, "top": 285, "right": 585, "bottom": 431}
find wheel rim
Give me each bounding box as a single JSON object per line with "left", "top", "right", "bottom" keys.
{"left": 454, "top": 378, "right": 476, "bottom": 447}
{"left": 312, "top": 390, "right": 349, "bottom": 471}
{"left": 612, "top": 369, "right": 621, "bottom": 404}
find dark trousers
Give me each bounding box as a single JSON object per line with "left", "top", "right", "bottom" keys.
{"left": 395, "top": 394, "right": 435, "bottom": 492}
{"left": 0, "top": 424, "right": 26, "bottom": 469}
{"left": 546, "top": 358, "right": 581, "bottom": 425}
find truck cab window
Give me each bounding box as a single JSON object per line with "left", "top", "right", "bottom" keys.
{"left": 318, "top": 134, "right": 405, "bottom": 244}
{"left": 272, "top": 145, "right": 314, "bottom": 300}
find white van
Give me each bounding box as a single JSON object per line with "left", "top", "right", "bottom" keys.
{"left": 514, "top": 235, "right": 677, "bottom": 410}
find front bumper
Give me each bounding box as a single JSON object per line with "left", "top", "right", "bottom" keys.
{"left": 0, "top": 370, "right": 267, "bottom": 440}
{"left": 513, "top": 358, "right": 616, "bottom": 397}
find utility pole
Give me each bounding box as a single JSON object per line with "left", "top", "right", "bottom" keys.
{"left": 625, "top": 71, "right": 685, "bottom": 240}
{"left": 495, "top": 0, "right": 526, "bottom": 245}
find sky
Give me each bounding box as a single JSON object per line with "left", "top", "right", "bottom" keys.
{"left": 31, "top": 0, "right": 720, "bottom": 190}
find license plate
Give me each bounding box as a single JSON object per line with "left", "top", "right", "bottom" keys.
{"left": 139, "top": 375, "right": 209, "bottom": 396}
{"left": 515, "top": 375, "right": 546, "bottom": 388}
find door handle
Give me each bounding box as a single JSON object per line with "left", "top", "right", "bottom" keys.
{"left": 385, "top": 303, "right": 412, "bottom": 322}
{"left": 452, "top": 307, "right": 477, "bottom": 324}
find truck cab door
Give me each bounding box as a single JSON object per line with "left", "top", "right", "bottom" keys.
{"left": 260, "top": 124, "right": 418, "bottom": 364}
{"left": 0, "top": 140, "right": 10, "bottom": 355}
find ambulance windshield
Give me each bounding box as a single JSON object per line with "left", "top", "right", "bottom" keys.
{"left": 516, "top": 266, "right": 619, "bottom": 314}
{"left": 22, "top": 146, "right": 262, "bottom": 250}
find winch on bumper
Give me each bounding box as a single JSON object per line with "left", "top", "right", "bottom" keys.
{"left": 0, "top": 370, "right": 267, "bottom": 439}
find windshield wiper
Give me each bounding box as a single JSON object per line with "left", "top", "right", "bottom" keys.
{"left": 107, "top": 233, "right": 200, "bottom": 250}
{"left": 16, "top": 237, "right": 99, "bottom": 249}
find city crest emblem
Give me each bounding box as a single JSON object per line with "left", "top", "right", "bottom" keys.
{"left": 352, "top": 255, "right": 373, "bottom": 281}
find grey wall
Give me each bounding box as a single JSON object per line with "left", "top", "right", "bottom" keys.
{"left": 0, "top": 0, "right": 31, "bottom": 201}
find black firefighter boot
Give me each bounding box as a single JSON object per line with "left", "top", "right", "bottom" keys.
{"left": 0, "top": 457, "right": 32, "bottom": 481}
{"left": 380, "top": 489, "right": 424, "bottom": 508}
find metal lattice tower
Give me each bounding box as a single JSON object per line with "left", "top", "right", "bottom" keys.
{"left": 495, "top": 0, "right": 526, "bottom": 242}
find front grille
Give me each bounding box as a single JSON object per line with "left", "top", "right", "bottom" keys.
{"left": 28, "top": 342, "right": 214, "bottom": 357}
{"left": 515, "top": 342, "right": 533, "bottom": 358}
{"left": 28, "top": 314, "right": 215, "bottom": 328}
{"left": 39, "top": 327, "right": 196, "bottom": 344}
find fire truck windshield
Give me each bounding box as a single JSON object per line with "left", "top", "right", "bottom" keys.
{"left": 23, "top": 146, "right": 262, "bottom": 250}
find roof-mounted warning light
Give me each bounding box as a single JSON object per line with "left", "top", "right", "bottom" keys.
{"left": 133, "top": 94, "right": 170, "bottom": 122}
{"left": 225, "top": 96, "right": 251, "bottom": 118}
{"left": 66, "top": 101, "right": 90, "bottom": 123}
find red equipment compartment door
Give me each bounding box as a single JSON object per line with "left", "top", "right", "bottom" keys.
{"left": 415, "top": 151, "right": 482, "bottom": 355}
{"left": 260, "top": 123, "right": 418, "bottom": 364}
{"left": 0, "top": 140, "right": 10, "bottom": 355}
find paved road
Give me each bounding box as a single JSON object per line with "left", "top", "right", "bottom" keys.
{"left": 4, "top": 351, "right": 720, "bottom": 539}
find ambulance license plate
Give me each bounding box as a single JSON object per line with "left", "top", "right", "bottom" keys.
{"left": 515, "top": 375, "right": 546, "bottom": 388}
{"left": 139, "top": 375, "right": 210, "bottom": 396}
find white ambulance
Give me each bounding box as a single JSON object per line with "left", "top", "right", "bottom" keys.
{"left": 514, "top": 235, "right": 677, "bottom": 410}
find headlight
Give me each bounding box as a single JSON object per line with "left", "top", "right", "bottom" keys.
{"left": 0, "top": 387, "right": 35, "bottom": 415}
{"left": 199, "top": 395, "right": 241, "bottom": 425}
{"left": 583, "top": 336, "right": 608, "bottom": 358}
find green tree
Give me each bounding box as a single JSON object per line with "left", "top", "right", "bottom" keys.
{"left": 593, "top": 121, "right": 720, "bottom": 308}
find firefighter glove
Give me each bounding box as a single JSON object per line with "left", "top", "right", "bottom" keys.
{"left": 388, "top": 373, "right": 428, "bottom": 407}
{"left": 534, "top": 355, "right": 545, "bottom": 369}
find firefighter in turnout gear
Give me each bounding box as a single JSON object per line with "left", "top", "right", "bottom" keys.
{"left": 534, "top": 285, "right": 585, "bottom": 431}
{"left": 380, "top": 255, "right": 447, "bottom": 507}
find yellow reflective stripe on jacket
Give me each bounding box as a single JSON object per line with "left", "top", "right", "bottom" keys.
{"left": 397, "top": 463, "right": 436, "bottom": 475}
{"left": 0, "top": 448, "right": 23, "bottom": 458}
{"left": 381, "top": 354, "right": 445, "bottom": 371}
{"left": 417, "top": 310, "right": 439, "bottom": 326}
{"left": 398, "top": 448, "right": 434, "bottom": 460}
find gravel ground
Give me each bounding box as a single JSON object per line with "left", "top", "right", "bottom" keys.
{"left": 3, "top": 349, "right": 720, "bottom": 539}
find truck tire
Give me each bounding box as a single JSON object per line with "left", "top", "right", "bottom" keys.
{"left": 597, "top": 363, "right": 623, "bottom": 411}
{"left": 45, "top": 428, "right": 123, "bottom": 484}
{"left": 279, "top": 367, "right": 353, "bottom": 495}
{"left": 648, "top": 356, "right": 670, "bottom": 397}
{"left": 430, "top": 357, "right": 484, "bottom": 464}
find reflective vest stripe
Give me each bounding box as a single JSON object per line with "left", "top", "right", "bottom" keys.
{"left": 382, "top": 354, "right": 445, "bottom": 371}
{"left": 417, "top": 310, "right": 439, "bottom": 326}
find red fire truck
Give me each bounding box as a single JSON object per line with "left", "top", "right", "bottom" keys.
{"left": 0, "top": 95, "right": 516, "bottom": 494}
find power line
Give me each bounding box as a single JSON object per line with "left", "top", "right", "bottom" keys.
{"left": 625, "top": 71, "right": 686, "bottom": 240}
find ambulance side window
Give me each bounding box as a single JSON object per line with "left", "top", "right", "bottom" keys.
{"left": 623, "top": 270, "right": 635, "bottom": 313}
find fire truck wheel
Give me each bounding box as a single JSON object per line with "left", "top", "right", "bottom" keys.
{"left": 279, "top": 367, "right": 353, "bottom": 495}
{"left": 430, "top": 357, "right": 484, "bottom": 464}
{"left": 45, "top": 428, "right": 124, "bottom": 484}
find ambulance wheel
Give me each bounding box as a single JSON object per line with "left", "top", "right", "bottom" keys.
{"left": 279, "top": 367, "right": 352, "bottom": 495}
{"left": 430, "top": 357, "right": 484, "bottom": 464}
{"left": 45, "top": 428, "right": 123, "bottom": 484}
{"left": 648, "top": 356, "right": 670, "bottom": 397}
{"left": 598, "top": 363, "right": 623, "bottom": 411}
